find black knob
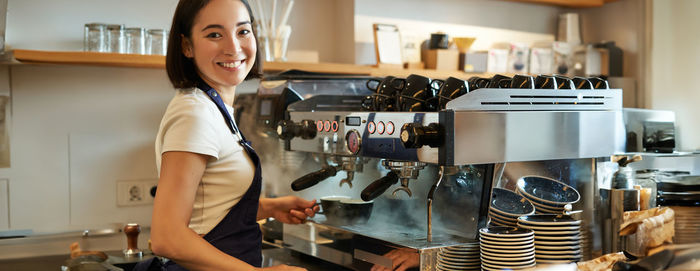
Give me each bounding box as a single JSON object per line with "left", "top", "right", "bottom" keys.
{"left": 400, "top": 122, "right": 443, "bottom": 148}
{"left": 277, "top": 119, "right": 316, "bottom": 140}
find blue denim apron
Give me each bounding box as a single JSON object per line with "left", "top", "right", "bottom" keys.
{"left": 134, "top": 84, "right": 263, "bottom": 270}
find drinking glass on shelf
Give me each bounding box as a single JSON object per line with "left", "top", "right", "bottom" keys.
{"left": 125, "top": 27, "right": 146, "bottom": 55}
{"left": 84, "top": 23, "right": 106, "bottom": 52}
{"left": 147, "top": 29, "right": 167, "bottom": 55}
{"left": 106, "top": 24, "right": 126, "bottom": 53}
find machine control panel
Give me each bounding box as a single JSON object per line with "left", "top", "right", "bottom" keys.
{"left": 281, "top": 111, "right": 440, "bottom": 163}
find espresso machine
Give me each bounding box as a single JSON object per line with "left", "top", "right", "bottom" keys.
{"left": 237, "top": 72, "right": 623, "bottom": 270}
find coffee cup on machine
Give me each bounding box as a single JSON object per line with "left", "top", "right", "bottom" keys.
{"left": 317, "top": 196, "right": 373, "bottom": 225}
{"left": 362, "top": 76, "right": 405, "bottom": 111}
{"left": 396, "top": 74, "right": 434, "bottom": 112}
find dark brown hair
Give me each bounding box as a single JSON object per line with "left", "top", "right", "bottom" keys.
{"left": 166, "top": 0, "right": 262, "bottom": 89}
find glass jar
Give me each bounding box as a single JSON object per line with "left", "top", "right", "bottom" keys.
{"left": 147, "top": 29, "right": 167, "bottom": 55}
{"left": 84, "top": 23, "right": 106, "bottom": 52}
{"left": 125, "top": 27, "right": 146, "bottom": 55}
{"left": 106, "top": 24, "right": 125, "bottom": 53}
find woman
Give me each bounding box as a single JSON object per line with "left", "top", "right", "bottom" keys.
{"left": 141, "top": 0, "right": 318, "bottom": 270}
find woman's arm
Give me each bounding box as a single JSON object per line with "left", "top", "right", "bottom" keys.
{"left": 151, "top": 151, "right": 258, "bottom": 271}
{"left": 257, "top": 197, "right": 319, "bottom": 223}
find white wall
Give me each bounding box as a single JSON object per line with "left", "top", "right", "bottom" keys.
{"left": 650, "top": 0, "right": 700, "bottom": 151}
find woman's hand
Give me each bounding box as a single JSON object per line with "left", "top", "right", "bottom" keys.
{"left": 370, "top": 248, "right": 419, "bottom": 271}
{"left": 259, "top": 264, "right": 307, "bottom": 271}
{"left": 258, "top": 196, "right": 319, "bottom": 224}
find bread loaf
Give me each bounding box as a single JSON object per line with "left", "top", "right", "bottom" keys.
{"left": 576, "top": 252, "right": 626, "bottom": 271}
{"left": 620, "top": 207, "right": 675, "bottom": 256}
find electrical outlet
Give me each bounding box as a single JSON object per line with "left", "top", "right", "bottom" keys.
{"left": 117, "top": 179, "right": 158, "bottom": 206}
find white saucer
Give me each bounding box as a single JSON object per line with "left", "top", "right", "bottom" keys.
{"left": 480, "top": 242, "right": 534, "bottom": 250}
{"left": 481, "top": 246, "right": 535, "bottom": 255}
{"left": 481, "top": 257, "right": 535, "bottom": 267}
{"left": 517, "top": 214, "right": 581, "bottom": 226}
{"left": 518, "top": 223, "right": 581, "bottom": 231}
{"left": 534, "top": 239, "right": 581, "bottom": 246}
{"left": 536, "top": 253, "right": 584, "bottom": 259}
{"left": 535, "top": 234, "right": 581, "bottom": 241}
{"left": 480, "top": 234, "right": 534, "bottom": 243}
{"left": 481, "top": 253, "right": 535, "bottom": 262}
{"left": 535, "top": 244, "right": 582, "bottom": 251}
{"left": 479, "top": 227, "right": 534, "bottom": 238}
{"left": 480, "top": 237, "right": 534, "bottom": 246}
{"left": 437, "top": 260, "right": 480, "bottom": 270}
{"left": 442, "top": 245, "right": 480, "bottom": 252}
{"left": 481, "top": 261, "right": 536, "bottom": 270}
{"left": 489, "top": 208, "right": 522, "bottom": 221}
{"left": 438, "top": 254, "right": 480, "bottom": 263}
{"left": 530, "top": 229, "right": 580, "bottom": 236}
{"left": 488, "top": 220, "right": 510, "bottom": 227}
{"left": 437, "top": 260, "right": 481, "bottom": 269}
{"left": 489, "top": 210, "right": 519, "bottom": 222}
{"left": 480, "top": 249, "right": 535, "bottom": 258}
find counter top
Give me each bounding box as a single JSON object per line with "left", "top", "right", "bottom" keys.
{"left": 0, "top": 248, "right": 351, "bottom": 271}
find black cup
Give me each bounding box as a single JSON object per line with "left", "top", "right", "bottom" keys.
{"left": 468, "top": 76, "right": 490, "bottom": 90}
{"left": 554, "top": 75, "right": 575, "bottom": 89}
{"left": 534, "top": 75, "right": 557, "bottom": 89}
{"left": 588, "top": 77, "right": 609, "bottom": 89}
{"left": 572, "top": 77, "right": 593, "bottom": 90}
{"left": 338, "top": 199, "right": 373, "bottom": 224}
{"left": 511, "top": 75, "right": 535, "bottom": 89}
{"left": 361, "top": 76, "right": 404, "bottom": 111}
{"left": 437, "top": 77, "right": 469, "bottom": 109}
{"left": 487, "top": 74, "right": 512, "bottom": 89}
{"left": 319, "top": 196, "right": 351, "bottom": 224}
{"left": 397, "top": 74, "right": 433, "bottom": 111}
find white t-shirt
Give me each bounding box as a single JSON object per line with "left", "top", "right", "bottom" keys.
{"left": 155, "top": 87, "right": 256, "bottom": 235}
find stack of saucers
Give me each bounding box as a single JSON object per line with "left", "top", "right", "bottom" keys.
{"left": 437, "top": 241, "right": 480, "bottom": 271}
{"left": 517, "top": 214, "right": 582, "bottom": 264}
{"left": 516, "top": 176, "right": 580, "bottom": 214}
{"left": 489, "top": 188, "right": 535, "bottom": 227}
{"left": 479, "top": 227, "right": 536, "bottom": 270}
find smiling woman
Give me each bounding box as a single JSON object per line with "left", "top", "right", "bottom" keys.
{"left": 135, "top": 1, "right": 319, "bottom": 271}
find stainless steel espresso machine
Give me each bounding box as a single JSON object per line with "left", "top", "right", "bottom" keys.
{"left": 236, "top": 72, "right": 623, "bottom": 270}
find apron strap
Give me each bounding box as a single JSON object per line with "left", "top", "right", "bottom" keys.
{"left": 197, "top": 82, "right": 250, "bottom": 145}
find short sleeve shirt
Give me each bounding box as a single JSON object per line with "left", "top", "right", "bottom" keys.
{"left": 155, "top": 87, "right": 255, "bottom": 235}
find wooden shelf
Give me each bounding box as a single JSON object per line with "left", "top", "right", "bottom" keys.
{"left": 504, "top": 0, "right": 606, "bottom": 8}
{"left": 9, "top": 49, "right": 166, "bottom": 69}
{"left": 4, "top": 49, "right": 493, "bottom": 79}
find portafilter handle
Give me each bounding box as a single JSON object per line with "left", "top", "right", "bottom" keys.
{"left": 361, "top": 171, "right": 399, "bottom": 201}
{"left": 291, "top": 166, "right": 339, "bottom": 191}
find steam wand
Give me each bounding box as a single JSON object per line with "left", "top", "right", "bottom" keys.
{"left": 427, "top": 166, "right": 446, "bottom": 243}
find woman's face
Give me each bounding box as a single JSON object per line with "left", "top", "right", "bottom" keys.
{"left": 184, "top": 0, "right": 256, "bottom": 91}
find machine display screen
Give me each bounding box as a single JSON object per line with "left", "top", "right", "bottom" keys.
{"left": 259, "top": 99, "right": 272, "bottom": 116}
{"left": 346, "top": 116, "right": 361, "bottom": 126}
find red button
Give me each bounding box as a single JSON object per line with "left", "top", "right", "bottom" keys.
{"left": 386, "top": 121, "right": 395, "bottom": 135}
{"left": 377, "top": 121, "right": 385, "bottom": 134}
{"left": 367, "top": 121, "right": 376, "bottom": 134}
{"left": 331, "top": 121, "right": 339, "bottom": 132}
{"left": 316, "top": 120, "right": 323, "bottom": 132}
{"left": 323, "top": 120, "right": 331, "bottom": 132}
